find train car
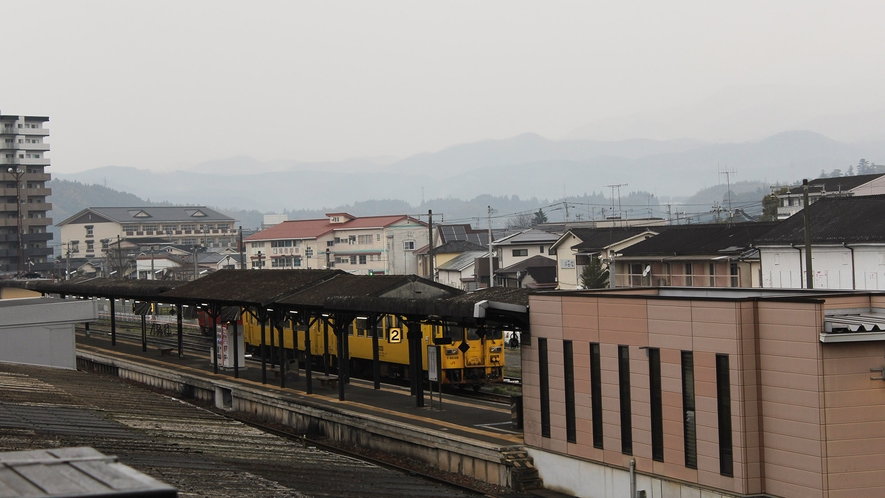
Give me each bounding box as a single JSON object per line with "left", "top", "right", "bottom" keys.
{"left": 241, "top": 313, "right": 504, "bottom": 389}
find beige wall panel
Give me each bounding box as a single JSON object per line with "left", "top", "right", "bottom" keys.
{"left": 759, "top": 370, "right": 822, "bottom": 391}
{"left": 822, "top": 295, "right": 872, "bottom": 310}
{"left": 648, "top": 332, "right": 693, "bottom": 351}
{"left": 762, "top": 464, "right": 825, "bottom": 498}
{"left": 758, "top": 354, "right": 818, "bottom": 375}
{"left": 691, "top": 336, "right": 740, "bottom": 355}
{"left": 824, "top": 354, "right": 882, "bottom": 374}
{"left": 825, "top": 420, "right": 885, "bottom": 440}
{"left": 532, "top": 311, "right": 564, "bottom": 331}
{"left": 825, "top": 404, "right": 885, "bottom": 424}
{"left": 823, "top": 372, "right": 882, "bottom": 391}
{"left": 758, "top": 337, "right": 820, "bottom": 359}
{"left": 530, "top": 295, "right": 564, "bottom": 313}
{"left": 757, "top": 302, "right": 820, "bottom": 327}
{"left": 827, "top": 436, "right": 885, "bottom": 456}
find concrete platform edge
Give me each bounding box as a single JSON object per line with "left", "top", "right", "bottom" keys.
{"left": 76, "top": 350, "right": 521, "bottom": 488}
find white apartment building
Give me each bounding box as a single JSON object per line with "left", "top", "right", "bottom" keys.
{"left": 244, "top": 212, "right": 428, "bottom": 275}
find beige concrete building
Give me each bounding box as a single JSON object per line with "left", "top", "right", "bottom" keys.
{"left": 523, "top": 287, "right": 885, "bottom": 498}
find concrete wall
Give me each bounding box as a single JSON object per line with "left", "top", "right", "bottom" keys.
{"left": 0, "top": 297, "right": 97, "bottom": 369}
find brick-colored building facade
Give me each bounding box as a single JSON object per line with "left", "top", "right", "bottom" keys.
{"left": 523, "top": 287, "right": 885, "bottom": 498}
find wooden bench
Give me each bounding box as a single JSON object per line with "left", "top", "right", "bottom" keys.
{"left": 158, "top": 347, "right": 174, "bottom": 356}
{"left": 316, "top": 375, "right": 339, "bottom": 389}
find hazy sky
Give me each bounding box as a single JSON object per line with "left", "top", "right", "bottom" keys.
{"left": 5, "top": 1, "right": 885, "bottom": 174}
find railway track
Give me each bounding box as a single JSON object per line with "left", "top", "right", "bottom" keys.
{"left": 77, "top": 321, "right": 522, "bottom": 406}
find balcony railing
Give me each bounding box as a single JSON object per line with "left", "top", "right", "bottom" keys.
{"left": 614, "top": 272, "right": 741, "bottom": 288}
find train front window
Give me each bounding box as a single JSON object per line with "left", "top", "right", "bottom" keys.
{"left": 487, "top": 328, "right": 503, "bottom": 340}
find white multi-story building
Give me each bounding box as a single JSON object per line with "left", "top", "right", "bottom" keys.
{"left": 759, "top": 194, "right": 885, "bottom": 289}
{"left": 244, "top": 212, "right": 428, "bottom": 275}
{"left": 774, "top": 173, "right": 885, "bottom": 220}
{"left": 0, "top": 112, "right": 53, "bottom": 275}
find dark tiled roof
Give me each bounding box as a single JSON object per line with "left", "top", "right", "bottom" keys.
{"left": 59, "top": 206, "right": 235, "bottom": 225}
{"left": 277, "top": 274, "right": 461, "bottom": 308}
{"left": 159, "top": 269, "right": 343, "bottom": 306}
{"left": 525, "top": 266, "right": 557, "bottom": 286}
{"left": 619, "top": 223, "right": 779, "bottom": 257}
{"left": 785, "top": 174, "right": 885, "bottom": 195}
{"left": 755, "top": 195, "right": 885, "bottom": 244}
{"left": 2, "top": 277, "right": 178, "bottom": 299}
{"left": 497, "top": 255, "right": 556, "bottom": 274}
{"left": 568, "top": 227, "right": 658, "bottom": 252}
{"left": 434, "top": 240, "right": 487, "bottom": 254}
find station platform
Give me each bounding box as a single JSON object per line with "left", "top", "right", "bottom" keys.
{"left": 75, "top": 331, "right": 521, "bottom": 448}
{"left": 70, "top": 328, "right": 574, "bottom": 495}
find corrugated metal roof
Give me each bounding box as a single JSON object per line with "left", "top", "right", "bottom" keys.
{"left": 0, "top": 447, "right": 177, "bottom": 497}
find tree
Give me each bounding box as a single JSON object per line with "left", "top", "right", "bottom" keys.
{"left": 506, "top": 212, "right": 534, "bottom": 230}
{"left": 532, "top": 208, "right": 548, "bottom": 226}
{"left": 819, "top": 169, "right": 828, "bottom": 178}
{"left": 580, "top": 257, "right": 609, "bottom": 289}
{"left": 759, "top": 187, "right": 787, "bottom": 221}
{"left": 858, "top": 158, "right": 871, "bottom": 175}
{"left": 847, "top": 165, "right": 855, "bottom": 176}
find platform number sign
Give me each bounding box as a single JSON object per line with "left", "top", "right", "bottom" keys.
{"left": 388, "top": 327, "right": 402, "bottom": 344}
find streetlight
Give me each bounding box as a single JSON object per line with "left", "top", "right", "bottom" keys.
{"left": 7, "top": 167, "right": 25, "bottom": 274}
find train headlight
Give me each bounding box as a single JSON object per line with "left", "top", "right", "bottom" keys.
{"left": 445, "top": 348, "right": 459, "bottom": 355}
{"left": 490, "top": 355, "right": 500, "bottom": 363}
{"left": 489, "top": 346, "right": 502, "bottom": 353}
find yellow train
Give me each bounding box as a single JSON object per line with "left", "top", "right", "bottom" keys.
{"left": 242, "top": 314, "right": 505, "bottom": 389}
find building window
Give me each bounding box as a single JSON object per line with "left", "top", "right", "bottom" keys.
{"left": 86, "top": 241, "right": 94, "bottom": 253}
{"left": 564, "top": 340, "right": 576, "bottom": 443}
{"left": 85, "top": 226, "right": 94, "bottom": 237}
{"left": 293, "top": 257, "right": 301, "bottom": 267}
{"left": 358, "top": 234, "right": 372, "bottom": 244}
{"left": 649, "top": 348, "right": 664, "bottom": 462}
{"left": 682, "top": 351, "right": 697, "bottom": 469}
{"left": 709, "top": 263, "right": 716, "bottom": 286}
{"left": 350, "top": 255, "right": 357, "bottom": 264}
{"left": 716, "top": 354, "right": 733, "bottom": 477}
{"left": 122, "top": 225, "right": 137, "bottom": 232}
{"left": 590, "top": 343, "right": 603, "bottom": 449}
{"left": 181, "top": 224, "right": 195, "bottom": 231}
{"left": 403, "top": 240, "right": 415, "bottom": 251}
{"left": 539, "top": 338, "right": 550, "bottom": 438}
{"left": 359, "top": 255, "right": 367, "bottom": 265}
{"left": 512, "top": 249, "right": 528, "bottom": 257}
{"left": 618, "top": 345, "right": 632, "bottom": 455}
{"left": 539, "top": 245, "right": 545, "bottom": 253}
{"left": 685, "top": 263, "right": 693, "bottom": 286}
{"left": 730, "top": 263, "right": 739, "bottom": 287}
{"left": 162, "top": 224, "right": 176, "bottom": 232}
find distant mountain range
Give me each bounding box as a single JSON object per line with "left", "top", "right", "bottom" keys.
{"left": 56, "top": 130, "right": 885, "bottom": 216}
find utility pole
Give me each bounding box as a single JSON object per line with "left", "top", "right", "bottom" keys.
{"left": 719, "top": 167, "right": 736, "bottom": 216}
{"left": 428, "top": 210, "right": 434, "bottom": 281}
{"left": 488, "top": 206, "right": 494, "bottom": 288}
{"left": 803, "top": 179, "right": 814, "bottom": 289}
